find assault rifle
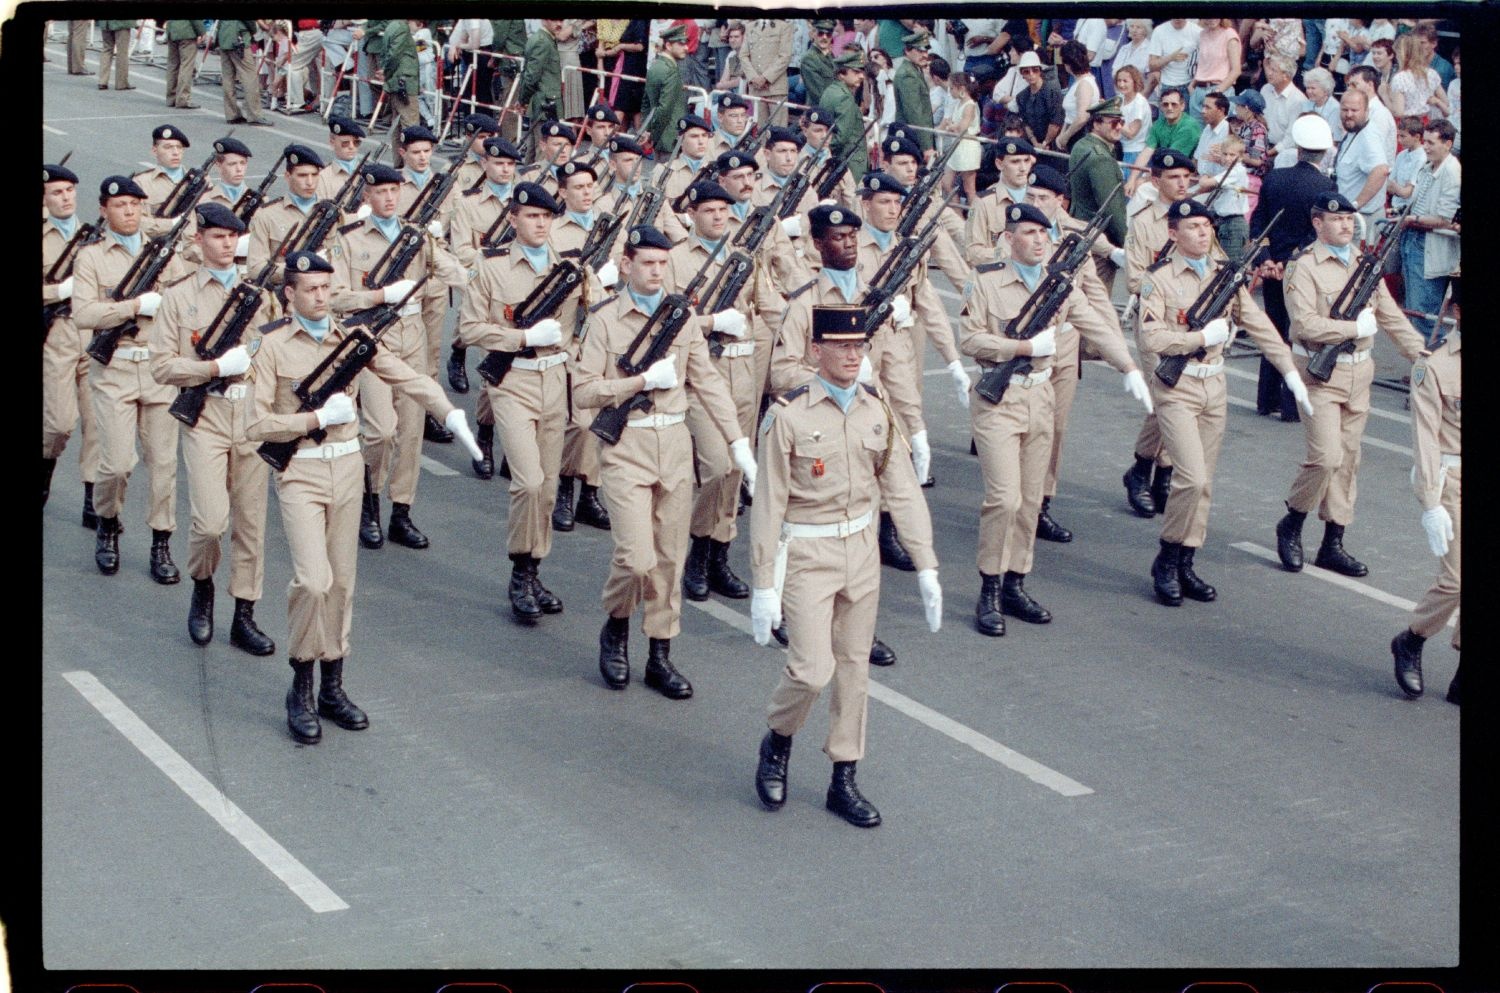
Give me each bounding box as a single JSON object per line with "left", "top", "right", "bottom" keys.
{"left": 474, "top": 255, "right": 588, "bottom": 388}
{"left": 623, "top": 133, "right": 682, "bottom": 233}
{"left": 893, "top": 126, "right": 962, "bottom": 235}
{"left": 42, "top": 221, "right": 102, "bottom": 342}
{"left": 858, "top": 187, "right": 958, "bottom": 336}
{"left": 233, "top": 149, "right": 288, "bottom": 228}
{"left": 156, "top": 141, "right": 224, "bottom": 219}
{"left": 1304, "top": 203, "right": 1412, "bottom": 383}
{"left": 700, "top": 181, "right": 793, "bottom": 356}
{"left": 334, "top": 146, "right": 385, "bottom": 216}
{"left": 84, "top": 213, "right": 191, "bottom": 365}
{"left": 812, "top": 116, "right": 876, "bottom": 202}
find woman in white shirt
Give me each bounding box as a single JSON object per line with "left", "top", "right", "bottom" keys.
{"left": 1390, "top": 34, "right": 1447, "bottom": 119}
{"left": 1115, "top": 65, "right": 1151, "bottom": 183}
{"left": 1055, "top": 40, "right": 1100, "bottom": 152}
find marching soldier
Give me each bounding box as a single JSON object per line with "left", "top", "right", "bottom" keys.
{"left": 640, "top": 25, "right": 689, "bottom": 157}
{"left": 1273, "top": 194, "right": 1426, "bottom": 577}
{"left": 749, "top": 304, "right": 942, "bottom": 827}
{"left": 314, "top": 116, "right": 371, "bottom": 207}
{"left": 797, "top": 108, "right": 857, "bottom": 209}
{"left": 329, "top": 162, "right": 469, "bottom": 550}
{"left": 1392, "top": 279, "right": 1460, "bottom": 704}
{"left": 878, "top": 132, "right": 971, "bottom": 295}
{"left": 573, "top": 225, "right": 759, "bottom": 699}
{"left": 194, "top": 137, "right": 258, "bottom": 265}
{"left": 246, "top": 144, "right": 326, "bottom": 286}
{"left": 578, "top": 105, "right": 621, "bottom": 161}
{"left": 963, "top": 135, "right": 1036, "bottom": 267}
{"left": 42, "top": 162, "right": 103, "bottom": 528}
{"left": 817, "top": 52, "right": 870, "bottom": 183}
{"left": 520, "top": 120, "right": 577, "bottom": 195}
{"left": 592, "top": 134, "right": 648, "bottom": 218}
{"left": 149, "top": 203, "right": 275, "bottom": 654}
{"left": 246, "top": 250, "right": 481, "bottom": 744}
{"left": 73, "top": 176, "right": 192, "bottom": 580}
{"left": 133, "top": 125, "right": 193, "bottom": 219}
{"left": 1137, "top": 200, "right": 1308, "bottom": 606}
{"left": 962, "top": 203, "right": 1151, "bottom": 634}
{"left": 453, "top": 114, "right": 501, "bottom": 191}
{"left": 661, "top": 114, "right": 716, "bottom": 208}
{"left": 709, "top": 92, "right": 756, "bottom": 159}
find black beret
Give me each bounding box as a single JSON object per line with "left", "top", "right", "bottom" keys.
{"left": 100, "top": 175, "right": 148, "bottom": 200}
{"left": 995, "top": 136, "right": 1035, "bottom": 158}
{"left": 328, "top": 115, "right": 367, "bottom": 139}
{"left": 716, "top": 92, "right": 752, "bottom": 111}
{"left": 1004, "top": 203, "right": 1050, "bottom": 228}
{"left": 43, "top": 164, "right": 79, "bottom": 185}
{"left": 1149, "top": 148, "right": 1191, "bottom": 172}
{"left": 559, "top": 159, "right": 597, "bottom": 182}
{"left": 715, "top": 150, "right": 756, "bottom": 174}
{"left": 214, "top": 136, "right": 252, "bottom": 158}
{"left": 886, "top": 124, "right": 919, "bottom": 145}
{"left": 882, "top": 136, "right": 922, "bottom": 162}
{"left": 400, "top": 124, "right": 438, "bottom": 146}
{"left": 608, "top": 134, "right": 647, "bottom": 158}
{"left": 284, "top": 250, "right": 335, "bottom": 275}
{"left": 686, "top": 181, "right": 735, "bottom": 206}
{"left": 464, "top": 114, "right": 500, "bottom": 136}
{"left": 510, "top": 181, "right": 563, "bottom": 214}
{"left": 361, "top": 163, "right": 404, "bottom": 187}
{"left": 1311, "top": 192, "right": 1357, "bottom": 215}
{"left": 194, "top": 201, "right": 247, "bottom": 233}
{"left": 1027, "top": 164, "right": 1068, "bottom": 195}
{"left": 537, "top": 120, "right": 577, "bottom": 143}
{"left": 811, "top": 305, "right": 871, "bottom": 342}
{"left": 803, "top": 108, "right": 837, "bottom": 128}
{"left": 808, "top": 204, "right": 858, "bottom": 237}
{"left": 625, "top": 225, "right": 673, "bottom": 252}
{"left": 482, "top": 136, "right": 524, "bottom": 161}
{"left": 765, "top": 126, "right": 804, "bottom": 149}
{"left": 284, "top": 143, "right": 325, "bottom": 169}
{"left": 1167, "top": 198, "right": 1212, "bottom": 221}
{"left": 587, "top": 104, "right": 622, "bottom": 125}
{"left": 677, "top": 114, "right": 713, "bottom": 135}
{"left": 860, "top": 171, "right": 909, "bottom": 198}
{"left": 152, "top": 124, "right": 190, "bottom": 146}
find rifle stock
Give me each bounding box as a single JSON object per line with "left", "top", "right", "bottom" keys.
{"left": 1305, "top": 204, "right": 1411, "bottom": 382}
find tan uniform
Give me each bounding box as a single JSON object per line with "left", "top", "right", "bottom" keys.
{"left": 42, "top": 220, "right": 102, "bottom": 483}
{"left": 741, "top": 20, "right": 794, "bottom": 124}
{"left": 396, "top": 169, "right": 461, "bottom": 377}
{"left": 1284, "top": 241, "right": 1425, "bottom": 524}
{"left": 573, "top": 291, "right": 744, "bottom": 638}
{"left": 246, "top": 197, "right": 318, "bottom": 286}
{"left": 98, "top": 23, "right": 131, "bottom": 90}
{"left": 245, "top": 315, "right": 455, "bottom": 662}
{"left": 963, "top": 185, "right": 1024, "bottom": 267}
{"left": 454, "top": 155, "right": 486, "bottom": 193}
{"left": 548, "top": 212, "right": 618, "bottom": 490}
{"left": 795, "top": 146, "right": 858, "bottom": 210}
{"left": 449, "top": 183, "right": 514, "bottom": 431}
{"left": 911, "top": 193, "right": 972, "bottom": 295}
{"left": 1407, "top": 333, "right": 1460, "bottom": 648}
{"left": 458, "top": 243, "right": 587, "bottom": 559}
{"left": 133, "top": 166, "right": 182, "bottom": 217}
{"left": 855, "top": 222, "right": 961, "bottom": 392}
{"left": 1139, "top": 253, "right": 1293, "bottom": 547}
{"left": 961, "top": 261, "right": 1134, "bottom": 575}
{"left": 72, "top": 232, "right": 192, "bottom": 532}
{"left": 68, "top": 20, "right": 90, "bottom": 74}
{"left": 315, "top": 158, "right": 362, "bottom": 204}
{"left": 149, "top": 268, "right": 271, "bottom": 599}
{"left": 751, "top": 379, "right": 936, "bottom": 760}
{"left": 330, "top": 217, "right": 468, "bottom": 506}
{"left": 1125, "top": 197, "right": 1175, "bottom": 468}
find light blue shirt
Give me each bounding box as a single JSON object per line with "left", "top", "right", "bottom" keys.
{"left": 866, "top": 224, "right": 894, "bottom": 252}
{"left": 204, "top": 266, "right": 238, "bottom": 290}
{"left": 107, "top": 228, "right": 143, "bottom": 255}
{"left": 822, "top": 265, "right": 859, "bottom": 304}
{"left": 486, "top": 181, "right": 513, "bottom": 201}
{"left": 518, "top": 242, "right": 550, "bottom": 274}
{"left": 695, "top": 235, "right": 723, "bottom": 256}
{"left": 627, "top": 287, "right": 664, "bottom": 314}
{"left": 684, "top": 155, "right": 704, "bottom": 174}
{"left": 290, "top": 192, "right": 320, "bottom": 213}
{"left": 335, "top": 156, "right": 356, "bottom": 174}
{"left": 1004, "top": 184, "right": 1028, "bottom": 203}
{"left": 295, "top": 313, "right": 331, "bottom": 342}
{"left": 567, "top": 210, "right": 596, "bottom": 232}
{"left": 1327, "top": 242, "right": 1353, "bottom": 267}
{"left": 817, "top": 375, "right": 858, "bottom": 412}
{"left": 371, "top": 214, "right": 402, "bottom": 243}
{"left": 163, "top": 165, "right": 185, "bottom": 183}
{"left": 1012, "top": 261, "right": 1043, "bottom": 290}
{"left": 406, "top": 168, "right": 431, "bottom": 190}
{"left": 767, "top": 170, "right": 790, "bottom": 188}
{"left": 220, "top": 183, "right": 246, "bottom": 205}
{"left": 49, "top": 214, "right": 79, "bottom": 240}
{"left": 730, "top": 200, "right": 751, "bottom": 221}
{"left": 1185, "top": 256, "right": 1211, "bottom": 279}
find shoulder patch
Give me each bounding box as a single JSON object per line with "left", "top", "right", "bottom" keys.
{"left": 1411, "top": 361, "right": 1426, "bottom": 388}
{"left": 261, "top": 196, "right": 285, "bottom": 209}
{"left": 259, "top": 317, "right": 293, "bottom": 334}
{"left": 337, "top": 220, "right": 366, "bottom": 234}
{"left": 976, "top": 261, "right": 1006, "bottom": 274}
{"left": 787, "top": 279, "right": 817, "bottom": 301}
{"left": 588, "top": 293, "right": 618, "bottom": 314}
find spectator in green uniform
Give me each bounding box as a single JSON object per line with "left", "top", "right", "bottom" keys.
{"left": 1068, "top": 96, "right": 1129, "bottom": 248}
{"left": 519, "top": 19, "right": 563, "bottom": 125}
{"left": 642, "top": 25, "right": 691, "bottom": 156}
{"left": 818, "top": 51, "right": 871, "bottom": 181}
{"left": 893, "top": 32, "right": 936, "bottom": 159}
{"left": 799, "top": 20, "right": 839, "bottom": 106}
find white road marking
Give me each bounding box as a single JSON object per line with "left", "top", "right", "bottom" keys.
{"left": 43, "top": 124, "right": 66, "bottom": 135}
{"left": 687, "top": 601, "right": 1094, "bottom": 797}
{"left": 421, "top": 455, "right": 459, "bottom": 477}
{"left": 1219, "top": 362, "right": 1410, "bottom": 425}
{"left": 62, "top": 671, "right": 351, "bottom": 913}
{"left": 1231, "top": 542, "right": 1455, "bottom": 628}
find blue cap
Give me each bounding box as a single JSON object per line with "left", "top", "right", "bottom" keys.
{"left": 362, "top": 163, "right": 404, "bottom": 187}
{"left": 464, "top": 114, "right": 500, "bottom": 136}
{"left": 625, "top": 225, "right": 674, "bottom": 251}
{"left": 213, "top": 136, "right": 252, "bottom": 158}
{"left": 714, "top": 150, "right": 756, "bottom": 174}
{"left": 994, "top": 136, "right": 1035, "bottom": 158}
{"left": 685, "top": 181, "right": 735, "bottom": 206}
{"left": 859, "top": 171, "right": 908, "bottom": 198}
{"left": 44, "top": 163, "right": 79, "bottom": 185}
{"left": 1027, "top": 164, "right": 1068, "bottom": 195}
{"left": 100, "top": 175, "right": 148, "bottom": 200}
{"left": 1149, "top": 148, "right": 1192, "bottom": 173}
{"left": 559, "top": 159, "right": 597, "bottom": 182}
{"left": 284, "top": 143, "right": 325, "bottom": 169}
{"left": 1231, "top": 90, "right": 1266, "bottom": 114}
{"left": 1004, "top": 203, "right": 1050, "bottom": 228}
{"left": 1311, "top": 192, "right": 1358, "bottom": 215}
{"left": 194, "top": 201, "right": 247, "bottom": 233}
{"left": 401, "top": 124, "right": 438, "bottom": 146}
{"left": 328, "top": 115, "right": 367, "bottom": 139}
{"left": 608, "top": 134, "right": 647, "bottom": 158}
{"left": 587, "top": 105, "right": 621, "bottom": 125}
{"left": 284, "top": 250, "right": 335, "bottom": 274}
{"left": 808, "top": 203, "right": 858, "bottom": 237}
{"left": 716, "top": 92, "right": 752, "bottom": 112}
{"left": 1166, "top": 198, "right": 1212, "bottom": 222}
{"left": 536, "top": 120, "right": 577, "bottom": 143}
{"left": 510, "top": 181, "right": 563, "bottom": 214}
{"left": 152, "top": 124, "right": 190, "bottom": 146}
{"left": 482, "top": 136, "right": 524, "bottom": 161}
{"left": 677, "top": 114, "right": 712, "bottom": 135}
{"left": 765, "top": 126, "right": 804, "bottom": 149}
{"left": 803, "top": 108, "right": 837, "bottom": 128}
{"left": 881, "top": 136, "right": 922, "bottom": 162}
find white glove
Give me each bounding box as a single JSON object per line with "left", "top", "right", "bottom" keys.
{"left": 780, "top": 215, "right": 803, "bottom": 238}
{"left": 314, "top": 391, "right": 356, "bottom": 428}
{"left": 1421, "top": 505, "right": 1454, "bottom": 558}
{"left": 524, "top": 318, "right": 563, "bottom": 348}
{"left": 214, "top": 345, "right": 252, "bottom": 378}
{"left": 856, "top": 354, "right": 874, "bottom": 384}
{"left": 729, "top": 436, "right": 757, "bottom": 490}
{"left": 910, "top": 430, "right": 931, "bottom": 484}
{"left": 751, "top": 588, "right": 781, "bottom": 645}
{"left": 890, "top": 293, "right": 912, "bottom": 327}
{"left": 382, "top": 278, "right": 417, "bottom": 304}
{"left": 917, "top": 568, "right": 942, "bottom": 633}
{"left": 135, "top": 291, "right": 162, "bottom": 317}
{"left": 55, "top": 276, "right": 74, "bottom": 300}
{"left": 1109, "top": 247, "right": 1127, "bottom": 269}
{"left": 1284, "top": 369, "right": 1315, "bottom": 417}
{"left": 1028, "top": 326, "right": 1056, "bottom": 358}
{"left": 640, "top": 353, "right": 678, "bottom": 391}
{"left": 946, "top": 359, "right": 971, "bottom": 408}
{"left": 595, "top": 259, "right": 619, "bottom": 288}
{"left": 235, "top": 234, "right": 250, "bottom": 257}
{"left": 712, "top": 308, "right": 748, "bottom": 338}
{"left": 446, "top": 408, "right": 484, "bottom": 463}
{"left": 355, "top": 203, "right": 373, "bottom": 220}
{"left": 1355, "top": 307, "right": 1378, "bottom": 339}
{"left": 1123, "top": 369, "right": 1154, "bottom": 413}
{"left": 1200, "top": 318, "right": 1231, "bottom": 348}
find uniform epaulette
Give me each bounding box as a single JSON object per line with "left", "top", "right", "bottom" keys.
{"left": 1147, "top": 256, "right": 1173, "bottom": 273}
{"left": 517, "top": 163, "right": 543, "bottom": 175}
{"left": 976, "top": 261, "right": 1006, "bottom": 274}
{"left": 482, "top": 246, "right": 511, "bottom": 259}
{"left": 261, "top": 196, "right": 285, "bottom": 209}
{"left": 462, "top": 187, "right": 482, "bottom": 197}
{"left": 1127, "top": 198, "right": 1153, "bottom": 216}
{"left": 860, "top": 383, "right": 880, "bottom": 397}
{"left": 164, "top": 271, "right": 195, "bottom": 289}
{"left": 338, "top": 219, "right": 366, "bottom": 234}
{"left": 1287, "top": 244, "right": 1312, "bottom": 263}
{"left": 787, "top": 279, "right": 817, "bottom": 301}
{"left": 259, "top": 316, "right": 294, "bottom": 334}
{"left": 559, "top": 249, "right": 582, "bottom": 258}
{"left": 776, "top": 384, "right": 810, "bottom": 404}
{"left": 589, "top": 294, "right": 618, "bottom": 314}
{"left": 131, "top": 168, "right": 153, "bottom": 179}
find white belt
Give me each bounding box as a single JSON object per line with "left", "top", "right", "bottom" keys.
{"left": 772, "top": 510, "right": 875, "bottom": 598}
{"left": 1292, "top": 343, "right": 1371, "bottom": 365}
{"left": 398, "top": 300, "right": 422, "bottom": 318}
{"left": 511, "top": 352, "right": 569, "bottom": 372}
{"left": 625, "top": 411, "right": 686, "bottom": 429}
{"left": 1441, "top": 453, "right": 1461, "bottom": 469}
{"left": 213, "top": 383, "right": 249, "bottom": 401}
{"left": 1010, "top": 367, "right": 1053, "bottom": 388}
{"left": 719, "top": 341, "right": 756, "bottom": 358}
{"left": 1180, "top": 359, "right": 1224, "bottom": 379}
{"left": 291, "top": 438, "right": 361, "bottom": 460}
{"left": 115, "top": 346, "right": 151, "bottom": 362}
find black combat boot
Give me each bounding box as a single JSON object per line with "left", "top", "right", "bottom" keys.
{"left": 188, "top": 578, "right": 214, "bottom": 645}
{"left": 1150, "top": 464, "right": 1173, "bottom": 517}
{"left": 1446, "top": 660, "right": 1461, "bottom": 705}
{"left": 771, "top": 620, "right": 789, "bottom": 647}
{"left": 869, "top": 637, "right": 896, "bottom": 666}
{"left": 317, "top": 658, "right": 369, "bottom": 729}
{"left": 447, "top": 344, "right": 469, "bottom": 394}
{"left": 508, "top": 553, "right": 542, "bottom": 621}
{"left": 1391, "top": 629, "right": 1426, "bottom": 698}
{"left": 150, "top": 530, "right": 181, "bottom": 584}
{"left": 975, "top": 572, "right": 1005, "bottom": 637}
{"left": 1152, "top": 540, "right": 1183, "bottom": 606}
{"left": 575, "top": 483, "right": 611, "bottom": 529}
{"left": 682, "top": 535, "right": 711, "bottom": 601}
{"left": 1275, "top": 503, "right": 1307, "bottom": 571}
{"left": 1035, "top": 496, "right": 1073, "bottom": 543}
{"left": 472, "top": 423, "right": 494, "bottom": 479}
{"left": 286, "top": 659, "right": 321, "bottom": 744}
{"left": 1001, "top": 571, "right": 1052, "bottom": 623}
{"left": 530, "top": 556, "right": 562, "bottom": 614}
{"left": 598, "top": 615, "right": 630, "bottom": 688}
{"left": 826, "top": 761, "right": 881, "bottom": 827}
{"left": 755, "top": 729, "right": 793, "bottom": 810}
{"left": 387, "top": 502, "right": 429, "bottom": 549}
{"left": 551, "top": 475, "right": 576, "bottom": 531}
{"left": 1314, "top": 522, "right": 1367, "bottom": 577}
{"left": 43, "top": 457, "right": 57, "bottom": 507}
{"left": 95, "top": 516, "right": 121, "bottom": 575}
{"left": 1177, "top": 546, "right": 1217, "bottom": 602}
{"left": 229, "top": 598, "right": 276, "bottom": 656}
{"left": 707, "top": 539, "right": 750, "bottom": 599}
{"left": 878, "top": 511, "right": 916, "bottom": 571}
{"left": 644, "top": 637, "right": 693, "bottom": 699}
{"left": 1122, "top": 455, "right": 1156, "bottom": 517}
{"left": 82, "top": 481, "right": 98, "bottom": 529}
{"left": 359, "top": 482, "right": 384, "bottom": 549}
{"left": 423, "top": 412, "right": 453, "bottom": 443}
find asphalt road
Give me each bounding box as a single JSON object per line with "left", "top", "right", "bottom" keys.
{"left": 40, "top": 47, "right": 1459, "bottom": 978}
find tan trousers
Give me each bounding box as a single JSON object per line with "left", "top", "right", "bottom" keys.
{"left": 599, "top": 420, "right": 694, "bottom": 639}
{"left": 219, "top": 45, "right": 263, "bottom": 123}
{"left": 42, "top": 319, "right": 102, "bottom": 481}
{"left": 69, "top": 21, "right": 90, "bottom": 73}
{"left": 358, "top": 317, "right": 427, "bottom": 505}
{"left": 972, "top": 377, "right": 1053, "bottom": 576}
{"left": 1410, "top": 465, "right": 1460, "bottom": 650}
{"left": 687, "top": 351, "right": 759, "bottom": 543}
{"left": 488, "top": 363, "right": 567, "bottom": 558}
{"left": 276, "top": 450, "right": 362, "bottom": 661}
{"left": 766, "top": 527, "right": 880, "bottom": 762}
{"left": 1287, "top": 356, "right": 1370, "bottom": 525}
{"left": 98, "top": 27, "right": 131, "bottom": 89}
{"left": 182, "top": 393, "right": 269, "bottom": 601}
{"left": 560, "top": 393, "right": 600, "bottom": 484}
{"left": 1044, "top": 326, "right": 1081, "bottom": 498}
{"left": 1152, "top": 371, "right": 1227, "bottom": 548}
{"left": 165, "top": 39, "right": 198, "bottom": 106}
{"left": 421, "top": 286, "right": 446, "bottom": 375}
{"left": 89, "top": 352, "right": 179, "bottom": 532}
{"left": 1133, "top": 348, "right": 1169, "bottom": 466}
